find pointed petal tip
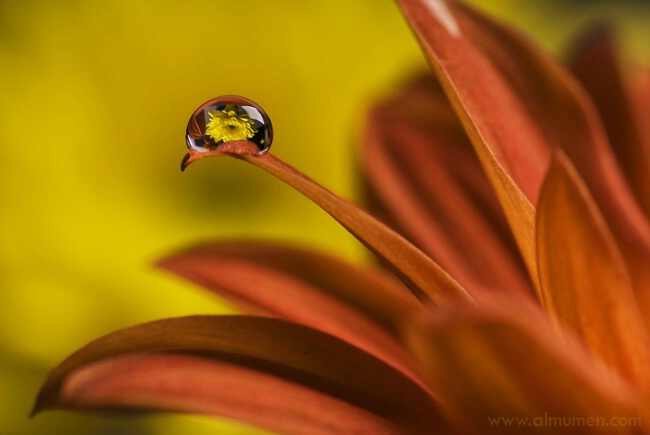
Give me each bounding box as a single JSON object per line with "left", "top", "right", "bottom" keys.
{"left": 421, "top": 0, "right": 460, "bottom": 37}
{"left": 154, "top": 244, "right": 211, "bottom": 270}
{"left": 572, "top": 22, "right": 615, "bottom": 52}
{"left": 30, "top": 390, "right": 54, "bottom": 419}
{"left": 29, "top": 404, "right": 40, "bottom": 419}
{"left": 180, "top": 153, "right": 191, "bottom": 171}
{"left": 153, "top": 250, "right": 178, "bottom": 268}
{"left": 398, "top": 0, "right": 461, "bottom": 38}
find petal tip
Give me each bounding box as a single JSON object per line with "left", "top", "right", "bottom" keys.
{"left": 425, "top": 0, "right": 460, "bottom": 37}
{"left": 180, "top": 153, "right": 191, "bottom": 171}
{"left": 407, "top": 0, "right": 460, "bottom": 38}
{"left": 30, "top": 390, "right": 54, "bottom": 418}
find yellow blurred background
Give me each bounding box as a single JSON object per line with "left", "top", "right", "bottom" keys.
{"left": 1, "top": 1, "right": 648, "bottom": 434}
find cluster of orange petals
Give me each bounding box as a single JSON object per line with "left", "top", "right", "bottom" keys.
{"left": 35, "top": 1, "right": 650, "bottom": 434}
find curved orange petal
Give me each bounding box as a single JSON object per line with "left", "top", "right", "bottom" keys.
{"left": 396, "top": 0, "right": 650, "bottom": 304}
{"left": 395, "top": 0, "right": 550, "bottom": 289}
{"left": 35, "top": 316, "right": 446, "bottom": 433}
{"left": 403, "top": 293, "right": 643, "bottom": 435}
{"left": 157, "top": 241, "right": 425, "bottom": 383}
{"left": 182, "top": 144, "right": 474, "bottom": 308}
{"left": 569, "top": 25, "right": 650, "bottom": 219}
{"left": 52, "top": 353, "right": 407, "bottom": 435}
{"left": 363, "top": 74, "right": 532, "bottom": 296}
{"left": 568, "top": 30, "right": 650, "bottom": 318}
{"left": 537, "top": 152, "right": 650, "bottom": 384}
{"left": 159, "top": 241, "right": 418, "bottom": 333}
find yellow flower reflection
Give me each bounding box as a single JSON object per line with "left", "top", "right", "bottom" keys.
{"left": 206, "top": 105, "right": 257, "bottom": 143}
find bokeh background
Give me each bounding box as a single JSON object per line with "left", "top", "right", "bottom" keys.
{"left": 1, "top": 1, "right": 649, "bottom": 434}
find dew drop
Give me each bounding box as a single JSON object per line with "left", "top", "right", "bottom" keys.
{"left": 186, "top": 95, "right": 273, "bottom": 154}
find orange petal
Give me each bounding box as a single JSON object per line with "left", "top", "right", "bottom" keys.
{"left": 569, "top": 25, "right": 650, "bottom": 220}
{"left": 396, "top": 0, "right": 650, "bottom": 303}
{"left": 395, "top": 0, "right": 552, "bottom": 290}
{"left": 34, "top": 315, "right": 446, "bottom": 433}
{"left": 536, "top": 152, "right": 650, "bottom": 384}
{"left": 363, "top": 74, "right": 533, "bottom": 296}
{"left": 52, "top": 352, "right": 406, "bottom": 435}
{"left": 569, "top": 24, "right": 650, "bottom": 331}
{"left": 620, "top": 70, "right": 650, "bottom": 323}
{"left": 403, "top": 293, "right": 643, "bottom": 435}
{"left": 159, "top": 241, "right": 418, "bottom": 333}
{"left": 182, "top": 144, "right": 474, "bottom": 308}
{"left": 158, "top": 241, "right": 425, "bottom": 382}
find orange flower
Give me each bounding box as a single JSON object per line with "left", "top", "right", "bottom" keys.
{"left": 34, "top": 1, "right": 650, "bottom": 434}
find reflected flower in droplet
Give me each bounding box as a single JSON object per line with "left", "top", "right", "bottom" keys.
{"left": 205, "top": 104, "right": 256, "bottom": 143}
{"left": 185, "top": 95, "right": 272, "bottom": 154}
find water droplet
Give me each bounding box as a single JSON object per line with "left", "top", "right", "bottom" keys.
{"left": 186, "top": 96, "right": 273, "bottom": 154}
